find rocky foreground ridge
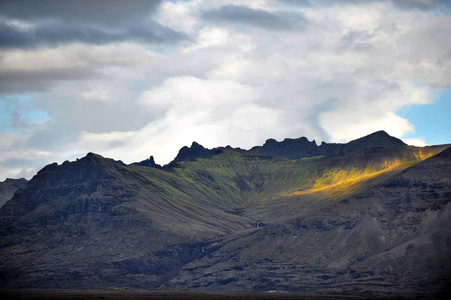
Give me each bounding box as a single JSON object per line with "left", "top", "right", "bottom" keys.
{"left": 0, "top": 131, "right": 450, "bottom": 298}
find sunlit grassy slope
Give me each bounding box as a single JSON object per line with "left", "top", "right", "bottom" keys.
{"left": 123, "top": 144, "right": 449, "bottom": 227}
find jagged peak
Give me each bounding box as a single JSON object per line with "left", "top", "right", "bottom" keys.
{"left": 85, "top": 152, "right": 104, "bottom": 158}
{"left": 132, "top": 155, "right": 162, "bottom": 169}
{"left": 190, "top": 141, "right": 206, "bottom": 150}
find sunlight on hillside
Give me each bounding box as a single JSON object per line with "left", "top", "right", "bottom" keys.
{"left": 284, "top": 149, "right": 437, "bottom": 199}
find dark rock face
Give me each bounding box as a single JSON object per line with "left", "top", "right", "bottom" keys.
{"left": 169, "top": 142, "right": 224, "bottom": 165}
{"left": 132, "top": 156, "right": 162, "bottom": 168}
{"left": 248, "top": 136, "right": 319, "bottom": 159}
{"left": 248, "top": 130, "right": 407, "bottom": 159}
{"left": 0, "top": 178, "right": 27, "bottom": 208}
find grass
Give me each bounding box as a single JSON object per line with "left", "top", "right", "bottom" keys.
{"left": 19, "top": 145, "right": 445, "bottom": 238}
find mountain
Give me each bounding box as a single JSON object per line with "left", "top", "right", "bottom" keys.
{"left": 169, "top": 141, "right": 223, "bottom": 165}
{"left": 0, "top": 131, "right": 450, "bottom": 298}
{"left": 132, "top": 155, "right": 162, "bottom": 168}
{"left": 164, "top": 130, "right": 407, "bottom": 165}
{"left": 166, "top": 146, "right": 451, "bottom": 297}
{"left": 0, "top": 178, "right": 27, "bottom": 208}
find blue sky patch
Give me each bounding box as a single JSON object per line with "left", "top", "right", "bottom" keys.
{"left": 0, "top": 95, "right": 49, "bottom": 134}
{"left": 399, "top": 88, "right": 451, "bottom": 145}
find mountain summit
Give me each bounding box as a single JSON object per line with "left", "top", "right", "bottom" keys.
{"left": 0, "top": 131, "right": 449, "bottom": 298}
{"left": 165, "top": 130, "right": 407, "bottom": 164}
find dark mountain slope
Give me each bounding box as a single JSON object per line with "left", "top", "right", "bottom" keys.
{"left": 0, "top": 178, "right": 27, "bottom": 208}
{"left": 166, "top": 146, "right": 451, "bottom": 298}
{"left": 0, "top": 136, "right": 449, "bottom": 297}
{"left": 0, "top": 153, "right": 253, "bottom": 289}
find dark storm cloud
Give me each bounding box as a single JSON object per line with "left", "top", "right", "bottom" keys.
{"left": 202, "top": 5, "right": 308, "bottom": 31}
{"left": 0, "top": 0, "right": 162, "bottom": 25}
{"left": 0, "top": 68, "right": 97, "bottom": 94}
{"left": 0, "top": 0, "right": 187, "bottom": 48}
{"left": 0, "top": 20, "right": 186, "bottom": 49}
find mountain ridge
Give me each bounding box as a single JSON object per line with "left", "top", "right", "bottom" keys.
{"left": 148, "top": 130, "right": 407, "bottom": 168}
{"left": 0, "top": 131, "right": 450, "bottom": 298}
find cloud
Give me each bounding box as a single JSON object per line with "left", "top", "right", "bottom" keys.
{"left": 202, "top": 5, "right": 309, "bottom": 31}
{"left": 0, "top": 0, "right": 187, "bottom": 49}
{"left": 275, "top": 0, "right": 311, "bottom": 7}
{"left": 0, "top": 67, "right": 96, "bottom": 94}
{"left": 0, "top": 0, "right": 162, "bottom": 25}
{"left": 0, "top": 20, "right": 187, "bottom": 49}
{"left": 133, "top": 76, "right": 284, "bottom": 162}
{"left": 313, "top": 0, "right": 448, "bottom": 11}
{"left": 322, "top": 111, "right": 416, "bottom": 143}
{"left": 403, "top": 137, "right": 427, "bottom": 146}
{"left": 0, "top": 43, "right": 159, "bottom": 94}
{"left": 391, "top": 0, "right": 445, "bottom": 11}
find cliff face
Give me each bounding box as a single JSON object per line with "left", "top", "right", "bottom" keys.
{"left": 0, "top": 178, "right": 27, "bottom": 208}
{"left": 0, "top": 132, "right": 449, "bottom": 298}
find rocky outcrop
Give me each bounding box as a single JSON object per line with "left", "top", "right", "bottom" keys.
{"left": 0, "top": 178, "right": 27, "bottom": 208}
{"left": 168, "top": 142, "right": 225, "bottom": 166}
{"left": 132, "top": 156, "right": 162, "bottom": 168}
{"left": 247, "top": 136, "right": 319, "bottom": 159}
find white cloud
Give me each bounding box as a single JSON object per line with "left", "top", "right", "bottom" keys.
{"left": 403, "top": 138, "right": 427, "bottom": 146}
{"left": 139, "top": 76, "right": 259, "bottom": 110}
{"left": 156, "top": 0, "right": 199, "bottom": 33}
{"left": 322, "top": 112, "right": 415, "bottom": 143}
{"left": 130, "top": 76, "right": 283, "bottom": 164}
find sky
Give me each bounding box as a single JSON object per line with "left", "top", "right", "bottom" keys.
{"left": 1, "top": 0, "right": 451, "bottom": 181}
